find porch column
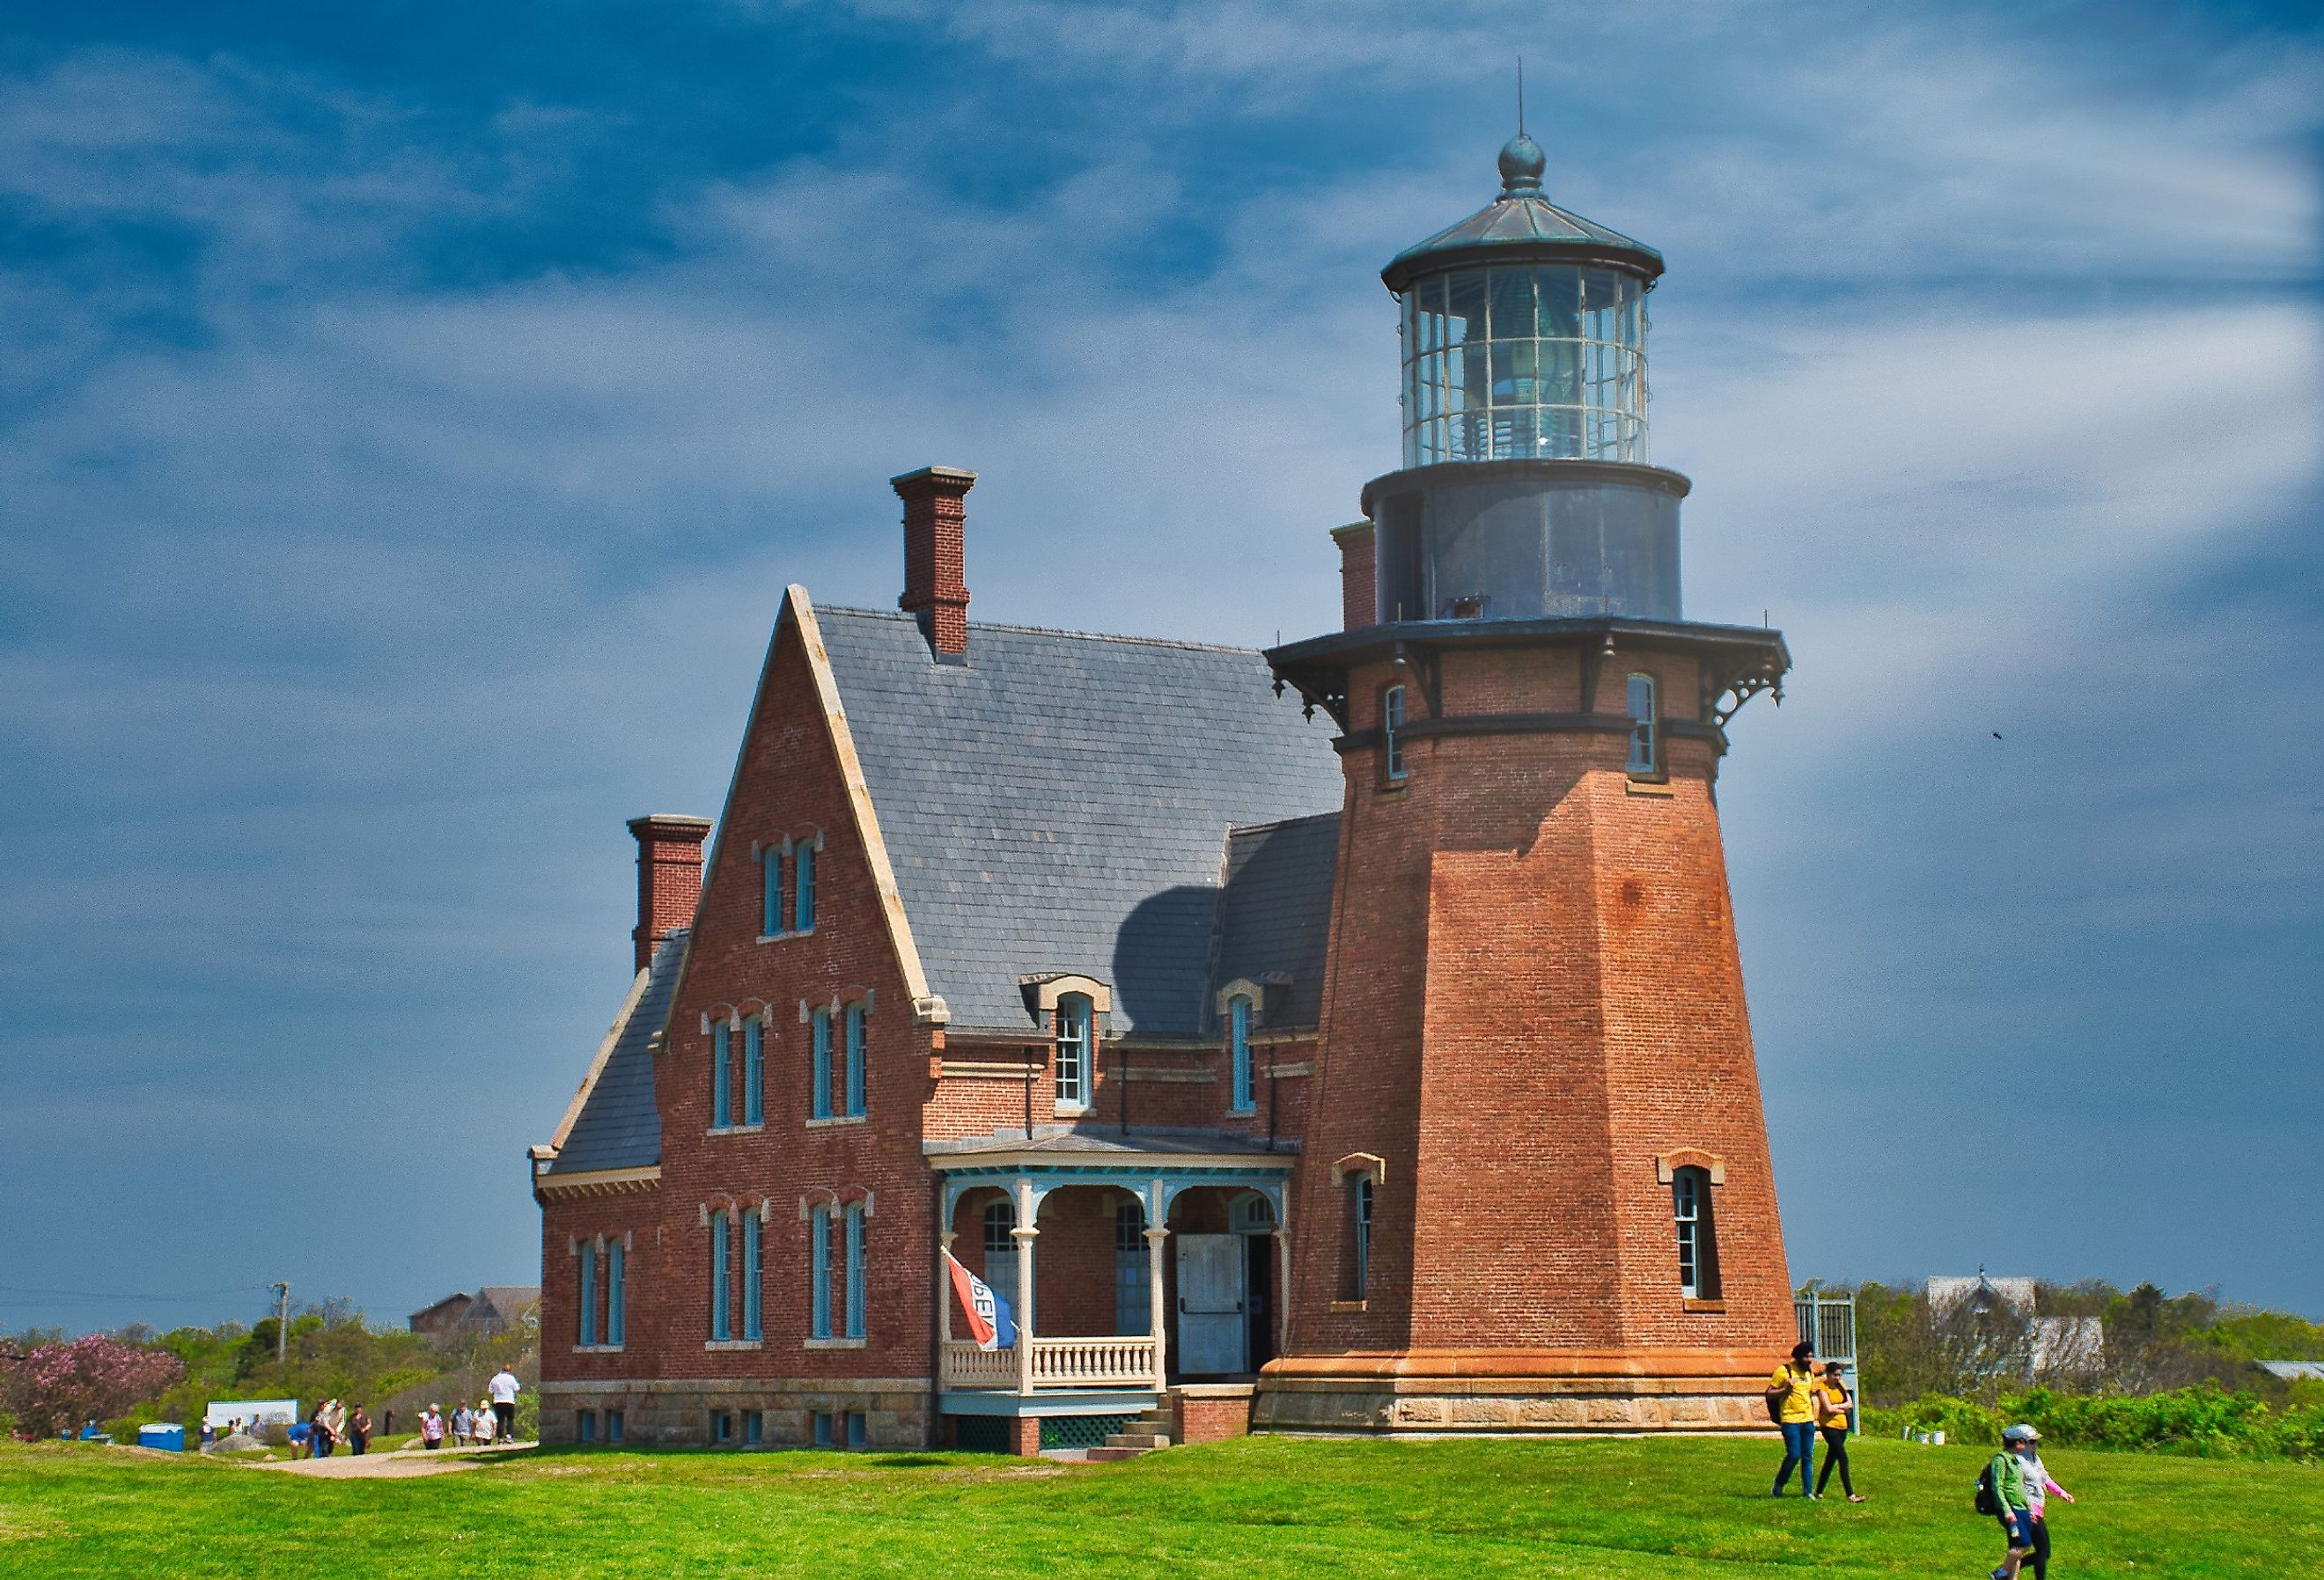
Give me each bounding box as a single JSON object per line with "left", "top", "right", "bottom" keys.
{"left": 1012, "top": 1176, "right": 1037, "bottom": 1397}
{"left": 1273, "top": 1229, "right": 1292, "bottom": 1359}
{"left": 1145, "top": 1177, "right": 1168, "bottom": 1393}
{"left": 938, "top": 1229, "right": 955, "bottom": 1349}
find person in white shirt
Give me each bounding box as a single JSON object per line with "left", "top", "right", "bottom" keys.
{"left": 487, "top": 1367, "right": 521, "bottom": 1443}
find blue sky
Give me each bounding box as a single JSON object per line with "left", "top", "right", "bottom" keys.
{"left": 2, "top": 0, "right": 2319, "bottom": 1334}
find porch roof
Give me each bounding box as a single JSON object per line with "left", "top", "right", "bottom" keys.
{"left": 924, "top": 1128, "right": 1297, "bottom": 1165}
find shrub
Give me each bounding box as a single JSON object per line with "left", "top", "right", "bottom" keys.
{"left": 2, "top": 1334, "right": 184, "bottom": 1441}
{"left": 1866, "top": 1383, "right": 2319, "bottom": 1461}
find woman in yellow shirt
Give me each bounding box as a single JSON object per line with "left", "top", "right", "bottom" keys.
{"left": 1813, "top": 1363, "right": 1864, "bottom": 1501}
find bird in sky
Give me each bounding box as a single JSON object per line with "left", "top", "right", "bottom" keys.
{"left": 1991, "top": 731, "right": 2004, "bottom": 740}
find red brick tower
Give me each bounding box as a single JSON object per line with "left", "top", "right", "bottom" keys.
{"left": 1254, "top": 133, "right": 1795, "bottom": 1434}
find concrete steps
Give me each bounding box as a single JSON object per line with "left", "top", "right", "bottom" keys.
{"left": 1085, "top": 1406, "right": 1173, "bottom": 1462}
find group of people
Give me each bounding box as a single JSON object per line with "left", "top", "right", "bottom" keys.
{"left": 416, "top": 1367, "right": 524, "bottom": 1451}
{"left": 1768, "top": 1341, "right": 1864, "bottom": 1501}
{"left": 302, "top": 1399, "right": 372, "bottom": 1458}
{"left": 1767, "top": 1341, "right": 2078, "bottom": 1578}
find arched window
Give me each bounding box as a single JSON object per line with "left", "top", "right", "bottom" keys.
{"left": 761, "top": 847, "right": 783, "bottom": 936}
{"left": 1346, "top": 1174, "right": 1375, "bottom": 1300}
{"left": 810, "top": 1005, "right": 833, "bottom": 1121}
{"left": 1227, "top": 994, "right": 1255, "bottom": 1113}
{"left": 577, "top": 1243, "right": 597, "bottom": 1348}
{"left": 807, "top": 1204, "right": 832, "bottom": 1340}
{"left": 1382, "top": 684, "right": 1408, "bottom": 782}
{"left": 1673, "top": 1165, "right": 1720, "bottom": 1298}
{"left": 742, "top": 1209, "right": 763, "bottom": 1341}
{"left": 709, "top": 1211, "right": 732, "bottom": 1341}
{"left": 743, "top": 1018, "right": 764, "bottom": 1127}
{"left": 1626, "top": 672, "right": 1658, "bottom": 776}
{"left": 1230, "top": 1192, "right": 1275, "bottom": 1235}
{"left": 1055, "top": 994, "right": 1092, "bottom": 1107}
{"left": 792, "top": 841, "right": 817, "bottom": 932}
{"left": 843, "top": 1202, "right": 868, "bottom": 1341}
{"left": 606, "top": 1240, "right": 625, "bottom": 1348}
{"left": 710, "top": 1021, "right": 732, "bottom": 1130}
{"left": 843, "top": 1002, "right": 868, "bottom": 1118}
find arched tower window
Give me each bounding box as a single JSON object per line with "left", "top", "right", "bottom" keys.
{"left": 1673, "top": 1165, "right": 1720, "bottom": 1299}
{"left": 1626, "top": 672, "right": 1658, "bottom": 777}
{"left": 1227, "top": 994, "right": 1255, "bottom": 1113}
{"left": 1345, "top": 1174, "right": 1375, "bottom": 1300}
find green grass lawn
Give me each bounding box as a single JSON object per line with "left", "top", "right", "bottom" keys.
{"left": 3, "top": 1432, "right": 2317, "bottom": 1576}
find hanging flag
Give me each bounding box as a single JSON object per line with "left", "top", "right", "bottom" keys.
{"left": 943, "top": 1250, "right": 1017, "bottom": 1350}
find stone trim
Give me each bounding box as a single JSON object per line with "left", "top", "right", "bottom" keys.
{"left": 1019, "top": 974, "right": 1112, "bottom": 1014}
{"left": 535, "top": 1165, "right": 661, "bottom": 1200}
{"left": 1332, "top": 1152, "right": 1386, "bottom": 1184}
{"left": 1655, "top": 1150, "right": 1726, "bottom": 1187}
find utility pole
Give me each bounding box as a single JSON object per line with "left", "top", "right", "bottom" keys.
{"left": 272, "top": 1282, "right": 290, "bottom": 1365}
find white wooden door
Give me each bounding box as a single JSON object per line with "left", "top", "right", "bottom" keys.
{"left": 1175, "top": 1234, "right": 1247, "bottom": 1375}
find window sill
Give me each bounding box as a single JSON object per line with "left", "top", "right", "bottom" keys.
{"left": 1227, "top": 1105, "right": 1257, "bottom": 1118}
{"left": 707, "top": 1123, "right": 765, "bottom": 1137}
{"left": 1328, "top": 1299, "right": 1368, "bottom": 1314}
{"left": 805, "top": 1114, "right": 867, "bottom": 1129}
{"left": 756, "top": 928, "right": 816, "bottom": 944}
{"left": 704, "top": 1340, "right": 763, "bottom": 1351}
{"left": 572, "top": 1344, "right": 625, "bottom": 1354}
{"left": 1682, "top": 1297, "right": 1727, "bottom": 1313}
{"left": 1053, "top": 1102, "right": 1090, "bottom": 1117}
{"left": 1624, "top": 778, "right": 1676, "bottom": 797}
{"left": 805, "top": 1337, "right": 867, "bottom": 1350}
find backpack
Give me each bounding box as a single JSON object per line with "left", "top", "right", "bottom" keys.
{"left": 1973, "top": 1459, "right": 2000, "bottom": 1516}
{"left": 1764, "top": 1384, "right": 1788, "bottom": 1425}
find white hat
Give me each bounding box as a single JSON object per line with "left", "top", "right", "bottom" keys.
{"left": 2002, "top": 1422, "right": 2041, "bottom": 1442}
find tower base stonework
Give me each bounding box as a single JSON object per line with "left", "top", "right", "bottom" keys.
{"left": 1254, "top": 1350, "right": 1776, "bottom": 1436}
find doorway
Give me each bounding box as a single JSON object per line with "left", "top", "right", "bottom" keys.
{"left": 1173, "top": 1234, "right": 1247, "bottom": 1375}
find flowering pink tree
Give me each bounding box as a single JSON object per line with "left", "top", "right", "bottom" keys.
{"left": 2, "top": 1334, "right": 184, "bottom": 1440}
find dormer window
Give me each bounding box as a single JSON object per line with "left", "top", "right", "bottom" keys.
{"left": 1227, "top": 993, "right": 1255, "bottom": 1113}
{"left": 1055, "top": 994, "right": 1092, "bottom": 1108}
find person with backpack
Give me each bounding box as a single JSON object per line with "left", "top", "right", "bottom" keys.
{"left": 1982, "top": 1423, "right": 2075, "bottom": 1580}
{"left": 1766, "top": 1341, "right": 1820, "bottom": 1497}
{"left": 1813, "top": 1363, "right": 1864, "bottom": 1501}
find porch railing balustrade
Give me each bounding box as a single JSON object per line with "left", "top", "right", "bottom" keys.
{"left": 941, "top": 1335, "right": 1158, "bottom": 1391}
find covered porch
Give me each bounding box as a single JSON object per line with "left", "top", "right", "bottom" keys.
{"left": 928, "top": 1134, "right": 1293, "bottom": 1420}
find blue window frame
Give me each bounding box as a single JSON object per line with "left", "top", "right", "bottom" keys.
{"left": 743, "top": 1209, "right": 763, "bottom": 1340}
{"left": 711, "top": 1021, "right": 732, "bottom": 1129}
{"left": 761, "top": 847, "right": 783, "bottom": 936}
{"left": 743, "top": 1018, "right": 764, "bottom": 1126}
{"left": 607, "top": 1408, "right": 623, "bottom": 1444}
{"left": 843, "top": 1003, "right": 867, "bottom": 1118}
{"left": 1114, "top": 1201, "right": 1149, "bottom": 1336}
{"left": 710, "top": 1212, "right": 732, "bottom": 1341}
{"left": 792, "top": 842, "right": 816, "bottom": 932}
{"left": 1383, "top": 685, "right": 1408, "bottom": 781}
{"left": 843, "top": 1202, "right": 867, "bottom": 1340}
{"left": 607, "top": 1241, "right": 625, "bottom": 1348}
{"left": 811, "top": 1006, "right": 833, "bottom": 1121}
{"left": 1228, "top": 994, "right": 1254, "bottom": 1112}
{"left": 577, "top": 1245, "right": 597, "bottom": 1347}
{"left": 809, "top": 1205, "right": 833, "bottom": 1339}
{"left": 577, "top": 1409, "right": 596, "bottom": 1443}
{"left": 1626, "top": 672, "right": 1658, "bottom": 776}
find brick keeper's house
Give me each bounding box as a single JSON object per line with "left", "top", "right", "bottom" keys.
{"left": 533, "top": 134, "right": 1799, "bottom": 1453}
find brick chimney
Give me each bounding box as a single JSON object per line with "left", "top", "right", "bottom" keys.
{"left": 1332, "top": 521, "right": 1377, "bottom": 631}
{"left": 893, "top": 466, "right": 976, "bottom": 657}
{"left": 627, "top": 814, "right": 712, "bottom": 974}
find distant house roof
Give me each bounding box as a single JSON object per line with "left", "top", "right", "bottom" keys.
{"left": 1928, "top": 1275, "right": 2038, "bottom": 1315}
{"left": 541, "top": 930, "right": 685, "bottom": 1176}
{"left": 473, "top": 1287, "right": 540, "bottom": 1322}
{"left": 2257, "top": 1361, "right": 2324, "bottom": 1381}
{"left": 814, "top": 606, "right": 1343, "bottom": 1037}
{"left": 409, "top": 1292, "right": 473, "bottom": 1325}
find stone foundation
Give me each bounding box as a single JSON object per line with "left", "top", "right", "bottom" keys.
{"left": 1253, "top": 1349, "right": 1779, "bottom": 1437}
{"left": 538, "top": 1377, "right": 931, "bottom": 1448}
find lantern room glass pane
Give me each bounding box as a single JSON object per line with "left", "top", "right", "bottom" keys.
{"left": 1402, "top": 262, "right": 1648, "bottom": 467}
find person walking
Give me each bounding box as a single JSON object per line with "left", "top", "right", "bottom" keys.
{"left": 452, "top": 1403, "right": 471, "bottom": 1445}
{"left": 1813, "top": 1363, "right": 1864, "bottom": 1502}
{"left": 473, "top": 1398, "right": 496, "bottom": 1446}
{"left": 306, "top": 1402, "right": 332, "bottom": 1459}
{"left": 488, "top": 1364, "right": 521, "bottom": 1443}
{"left": 1767, "top": 1341, "right": 1820, "bottom": 1497}
{"left": 1989, "top": 1423, "right": 2075, "bottom": 1580}
{"left": 419, "top": 1404, "right": 445, "bottom": 1451}
{"left": 347, "top": 1404, "right": 371, "bottom": 1456}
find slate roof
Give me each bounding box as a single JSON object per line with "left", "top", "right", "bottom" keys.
{"left": 1209, "top": 812, "right": 1341, "bottom": 1032}
{"left": 542, "top": 930, "right": 684, "bottom": 1175}
{"left": 814, "top": 606, "right": 1344, "bottom": 1037}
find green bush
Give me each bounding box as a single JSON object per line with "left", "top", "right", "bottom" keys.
{"left": 1865, "top": 1383, "right": 2320, "bottom": 1461}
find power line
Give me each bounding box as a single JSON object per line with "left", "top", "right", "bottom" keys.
{"left": 0, "top": 1283, "right": 274, "bottom": 1304}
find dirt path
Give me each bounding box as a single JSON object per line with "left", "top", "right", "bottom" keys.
{"left": 247, "top": 1443, "right": 534, "bottom": 1479}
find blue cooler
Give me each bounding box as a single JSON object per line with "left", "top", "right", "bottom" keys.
{"left": 138, "top": 1423, "right": 186, "bottom": 1451}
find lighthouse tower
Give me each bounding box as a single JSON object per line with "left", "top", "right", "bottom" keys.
{"left": 1254, "top": 134, "right": 1796, "bottom": 1434}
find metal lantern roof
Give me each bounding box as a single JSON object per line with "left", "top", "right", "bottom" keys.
{"left": 1382, "top": 133, "right": 1665, "bottom": 293}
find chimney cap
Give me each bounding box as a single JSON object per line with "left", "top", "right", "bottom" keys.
{"left": 890, "top": 465, "right": 978, "bottom": 490}
{"left": 627, "top": 813, "right": 714, "bottom": 835}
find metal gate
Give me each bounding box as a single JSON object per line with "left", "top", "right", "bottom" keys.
{"left": 1795, "top": 1285, "right": 1859, "bottom": 1436}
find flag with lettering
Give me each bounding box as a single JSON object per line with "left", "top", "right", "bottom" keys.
{"left": 943, "top": 1250, "right": 1017, "bottom": 1350}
